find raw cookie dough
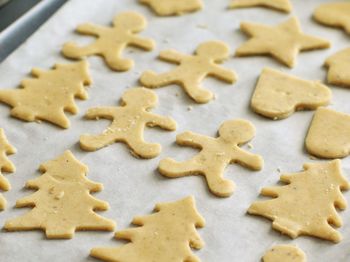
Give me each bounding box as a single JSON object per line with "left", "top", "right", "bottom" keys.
{"left": 90, "top": 196, "right": 205, "bottom": 262}
{"left": 62, "top": 12, "right": 155, "bottom": 71}
{"left": 262, "top": 245, "right": 306, "bottom": 262}
{"left": 248, "top": 160, "right": 349, "bottom": 243}
{"left": 229, "top": 0, "right": 292, "bottom": 13}
{"left": 251, "top": 68, "right": 331, "bottom": 119}
{"left": 140, "top": 41, "right": 237, "bottom": 103}
{"left": 80, "top": 87, "right": 177, "bottom": 159}
{"left": 0, "top": 129, "right": 16, "bottom": 210}
{"left": 0, "top": 61, "right": 91, "bottom": 129}
{"left": 325, "top": 48, "right": 350, "bottom": 88}
{"left": 305, "top": 107, "right": 350, "bottom": 159}
{"left": 235, "top": 17, "right": 330, "bottom": 68}
{"left": 158, "top": 119, "right": 263, "bottom": 197}
{"left": 314, "top": 2, "right": 350, "bottom": 35}
{"left": 4, "top": 150, "right": 115, "bottom": 239}
{"left": 140, "top": 0, "right": 203, "bottom": 16}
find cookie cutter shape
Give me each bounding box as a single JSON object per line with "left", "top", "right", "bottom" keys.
{"left": 158, "top": 119, "right": 263, "bottom": 197}
{"left": 140, "top": 41, "right": 237, "bottom": 104}
{"left": 325, "top": 47, "right": 350, "bottom": 88}
{"left": 80, "top": 87, "right": 177, "bottom": 159}
{"left": 262, "top": 245, "right": 306, "bottom": 262}
{"left": 140, "top": 0, "right": 203, "bottom": 16}
{"left": 251, "top": 68, "right": 331, "bottom": 120}
{"left": 306, "top": 107, "right": 350, "bottom": 159}
{"left": 62, "top": 11, "right": 155, "bottom": 71}
{"left": 229, "top": 0, "right": 292, "bottom": 13}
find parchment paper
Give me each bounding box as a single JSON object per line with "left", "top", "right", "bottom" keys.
{"left": 0, "top": 0, "right": 350, "bottom": 261}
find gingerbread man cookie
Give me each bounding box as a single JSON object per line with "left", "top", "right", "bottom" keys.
{"left": 158, "top": 120, "right": 263, "bottom": 197}
{"left": 140, "top": 0, "right": 203, "bottom": 16}
{"left": 262, "top": 245, "right": 306, "bottom": 262}
{"left": 251, "top": 68, "right": 331, "bottom": 119}
{"left": 314, "top": 2, "right": 350, "bottom": 35}
{"left": 80, "top": 87, "right": 177, "bottom": 159}
{"left": 325, "top": 48, "right": 350, "bottom": 88}
{"left": 229, "top": 0, "right": 292, "bottom": 13}
{"left": 140, "top": 41, "right": 237, "bottom": 103}
{"left": 62, "top": 12, "right": 155, "bottom": 71}
{"left": 235, "top": 17, "right": 330, "bottom": 68}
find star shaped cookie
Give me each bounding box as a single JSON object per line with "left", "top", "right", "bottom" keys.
{"left": 235, "top": 17, "right": 330, "bottom": 68}
{"left": 229, "top": 0, "right": 292, "bottom": 13}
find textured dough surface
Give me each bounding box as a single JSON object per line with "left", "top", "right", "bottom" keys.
{"left": 90, "top": 196, "right": 205, "bottom": 262}
{"left": 251, "top": 68, "right": 331, "bottom": 119}
{"left": 0, "top": 129, "right": 16, "bottom": 210}
{"left": 229, "top": 0, "right": 292, "bottom": 13}
{"left": 235, "top": 17, "right": 330, "bottom": 68}
{"left": 158, "top": 119, "right": 263, "bottom": 197}
{"left": 248, "top": 160, "right": 349, "bottom": 243}
{"left": 314, "top": 2, "right": 350, "bottom": 35}
{"left": 80, "top": 87, "right": 177, "bottom": 159}
{"left": 262, "top": 245, "right": 306, "bottom": 262}
{"left": 140, "top": 0, "right": 203, "bottom": 16}
{"left": 140, "top": 41, "right": 237, "bottom": 103}
{"left": 325, "top": 48, "right": 350, "bottom": 88}
{"left": 4, "top": 150, "right": 115, "bottom": 238}
{"left": 305, "top": 107, "right": 350, "bottom": 159}
{"left": 0, "top": 61, "right": 91, "bottom": 129}
{"left": 62, "top": 12, "right": 155, "bottom": 71}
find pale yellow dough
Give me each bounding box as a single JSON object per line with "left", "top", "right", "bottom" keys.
{"left": 158, "top": 120, "right": 263, "bottom": 197}
{"left": 140, "top": 0, "right": 203, "bottom": 16}
{"left": 62, "top": 12, "right": 155, "bottom": 71}
{"left": 325, "top": 48, "right": 350, "bottom": 88}
{"left": 80, "top": 87, "right": 177, "bottom": 159}
{"left": 140, "top": 41, "right": 237, "bottom": 104}
{"left": 4, "top": 150, "right": 115, "bottom": 239}
{"left": 262, "top": 245, "right": 306, "bottom": 262}
{"left": 248, "top": 160, "right": 349, "bottom": 243}
{"left": 235, "top": 17, "right": 330, "bottom": 68}
{"left": 91, "top": 196, "right": 205, "bottom": 262}
{"left": 0, "top": 61, "right": 91, "bottom": 129}
{"left": 251, "top": 68, "right": 331, "bottom": 119}
{"left": 0, "top": 129, "right": 16, "bottom": 210}
{"left": 305, "top": 107, "right": 350, "bottom": 159}
{"left": 314, "top": 2, "right": 350, "bottom": 35}
{"left": 229, "top": 0, "right": 292, "bottom": 13}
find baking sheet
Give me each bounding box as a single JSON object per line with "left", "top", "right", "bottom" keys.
{"left": 0, "top": 0, "right": 350, "bottom": 261}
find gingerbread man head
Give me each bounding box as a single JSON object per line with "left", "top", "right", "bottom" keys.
{"left": 195, "top": 41, "right": 230, "bottom": 62}
{"left": 121, "top": 87, "right": 157, "bottom": 108}
{"left": 218, "top": 120, "right": 256, "bottom": 145}
{"left": 113, "top": 11, "right": 146, "bottom": 32}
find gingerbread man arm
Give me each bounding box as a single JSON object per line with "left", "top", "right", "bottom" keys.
{"left": 75, "top": 23, "right": 105, "bottom": 36}
{"left": 231, "top": 147, "right": 263, "bottom": 171}
{"left": 129, "top": 35, "right": 155, "bottom": 51}
{"left": 84, "top": 107, "right": 119, "bottom": 120}
{"left": 145, "top": 112, "right": 177, "bottom": 131}
{"left": 209, "top": 64, "right": 237, "bottom": 83}
{"left": 176, "top": 131, "right": 211, "bottom": 148}
{"left": 159, "top": 49, "right": 188, "bottom": 64}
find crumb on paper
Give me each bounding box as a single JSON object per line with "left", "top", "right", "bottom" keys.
{"left": 309, "top": 155, "right": 318, "bottom": 160}
{"left": 187, "top": 106, "right": 193, "bottom": 111}
{"left": 35, "top": 119, "right": 42, "bottom": 124}
{"left": 277, "top": 168, "right": 281, "bottom": 173}
{"left": 247, "top": 143, "right": 253, "bottom": 149}
{"left": 197, "top": 24, "right": 208, "bottom": 29}
{"left": 163, "top": 38, "right": 170, "bottom": 44}
{"left": 175, "top": 93, "right": 179, "bottom": 97}
{"left": 213, "top": 94, "right": 217, "bottom": 100}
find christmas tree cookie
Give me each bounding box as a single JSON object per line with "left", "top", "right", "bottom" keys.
{"left": 0, "top": 61, "right": 91, "bottom": 129}
{"left": 140, "top": 41, "right": 237, "bottom": 103}
{"left": 140, "top": 0, "right": 203, "bottom": 16}
{"left": 251, "top": 68, "right": 331, "bottom": 119}
{"left": 235, "top": 17, "right": 330, "bottom": 68}
{"left": 325, "top": 48, "right": 350, "bottom": 88}
{"left": 248, "top": 160, "right": 349, "bottom": 242}
{"left": 229, "top": 0, "right": 292, "bottom": 13}
{"left": 159, "top": 119, "right": 263, "bottom": 197}
{"left": 262, "top": 245, "right": 306, "bottom": 262}
{"left": 4, "top": 151, "right": 115, "bottom": 239}
{"left": 62, "top": 12, "right": 155, "bottom": 71}
{"left": 0, "top": 129, "right": 16, "bottom": 210}
{"left": 80, "top": 87, "right": 177, "bottom": 159}
{"left": 91, "top": 196, "right": 205, "bottom": 262}
{"left": 305, "top": 107, "right": 350, "bottom": 159}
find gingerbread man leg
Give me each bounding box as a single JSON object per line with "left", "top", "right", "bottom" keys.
{"left": 80, "top": 133, "right": 118, "bottom": 151}
{"left": 204, "top": 166, "right": 234, "bottom": 197}
{"left": 103, "top": 48, "right": 133, "bottom": 71}
{"left": 140, "top": 71, "right": 178, "bottom": 88}
{"left": 62, "top": 42, "right": 100, "bottom": 59}
{"left": 158, "top": 158, "right": 200, "bottom": 177}
{"left": 183, "top": 79, "right": 213, "bottom": 103}
{"left": 126, "top": 136, "right": 161, "bottom": 159}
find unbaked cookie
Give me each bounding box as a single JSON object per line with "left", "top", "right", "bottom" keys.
{"left": 158, "top": 119, "right": 263, "bottom": 197}
{"left": 90, "top": 196, "right": 205, "bottom": 262}
{"left": 62, "top": 12, "right": 155, "bottom": 71}
{"left": 235, "top": 17, "right": 330, "bottom": 68}
{"left": 262, "top": 245, "right": 306, "bottom": 262}
{"left": 248, "top": 160, "right": 349, "bottom": 243}
{"left": 325, "top": 48, "right": 350, "bottom": 88}
{"left": 140, "top": 0, "right": 203, "bottom": 16}
{"left": 4, "top": 150, "right": 115, "bottom": 239}
{"left": 251, "top": 68, "right": 331, "bottom": 119}
{"left": 305, "top": 107, "right": 350, "bottom": 159}
{"left": 229, "top": 0, "right": 292, "bottom": 13}
{"left": 140, "top": 41, "right": 237, "bottom": 103}
{"left": 80, "top": 87, "right": 177, "bottom": 159}
{"left": 314, "top": 2, "right": 350, "bottom": 35}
